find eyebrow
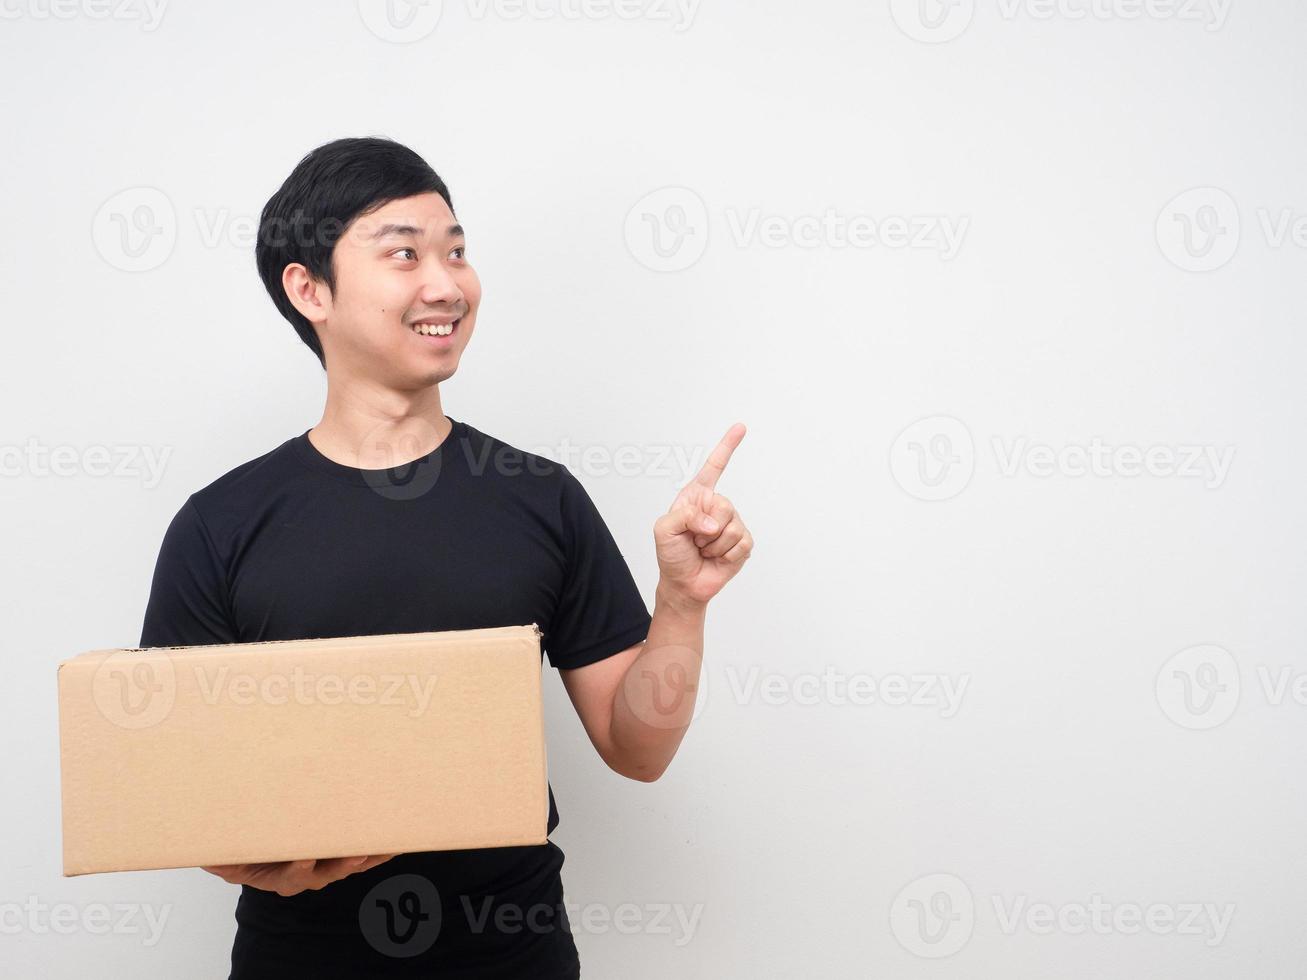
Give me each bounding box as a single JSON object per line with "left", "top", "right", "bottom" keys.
{"left": 369, "top": 222, "right": 464, "bottom": 241}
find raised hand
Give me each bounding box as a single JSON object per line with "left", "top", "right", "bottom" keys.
{"left": 653, "top": 423, "right": 753, "bottom": 607}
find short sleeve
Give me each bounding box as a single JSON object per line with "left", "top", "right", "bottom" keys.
{"left": 544, "top": 467, "right": 651, "bottom": 670}
{"left": 138, "top": 496, "right": 239, "bottom": 648}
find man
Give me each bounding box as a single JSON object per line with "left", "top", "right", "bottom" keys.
{"left": 139, "top": 136, "right": 753, "bottom": 978}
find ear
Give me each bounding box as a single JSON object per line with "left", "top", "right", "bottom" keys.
{"left": 282, "top": 262, "right": 332, "bottom": 326}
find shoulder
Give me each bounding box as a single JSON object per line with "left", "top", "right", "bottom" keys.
{"left": 455, "top": 419, "right": 571, "bottom": 486}
{"left": 185, "top": 434, "right": 303, "bottom": 523}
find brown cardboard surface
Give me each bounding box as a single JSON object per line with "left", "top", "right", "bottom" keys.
{"left": 58, "top": 624, "right": 549, "bottom": 876}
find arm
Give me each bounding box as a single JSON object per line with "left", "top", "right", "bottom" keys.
{"left": 559, "top": 585, "right": 704, "bottom": 781}
{"left": 560, "top": 424, "right": 752, "bottom": 782}
{"left": 142, "top": 498, "right": 395, "bottom": 895}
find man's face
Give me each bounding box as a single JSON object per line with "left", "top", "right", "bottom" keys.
{"left": 317, "top": 192, "right": 480, "bottom": 386}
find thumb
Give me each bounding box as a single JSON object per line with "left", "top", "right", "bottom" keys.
{"left": 656, "top": 505, "right": 719, "bottom": 539}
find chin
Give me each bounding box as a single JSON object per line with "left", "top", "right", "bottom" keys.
{"left": 424, "top": 361, "right": 460, "bottom": 385}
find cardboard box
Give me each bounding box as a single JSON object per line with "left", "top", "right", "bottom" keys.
{"left": 58, "top": 624, "right": 548, "bottom": 876}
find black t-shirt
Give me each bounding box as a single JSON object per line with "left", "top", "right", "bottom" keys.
{"left": 138, "top": 416, "right": 652, "bottom": 979}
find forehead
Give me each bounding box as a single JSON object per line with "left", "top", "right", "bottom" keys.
{"left": 342, "top": 192, "right": 460, "bottom": 248}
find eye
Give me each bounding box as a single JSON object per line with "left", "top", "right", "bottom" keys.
{"left": 451, "top": 245, "right": 466, "bottom": 260}
{"left": 393, "top": 247, "right": 417, "bottom": 261}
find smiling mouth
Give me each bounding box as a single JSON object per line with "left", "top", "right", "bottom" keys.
{"left": 409, "top": 317, "right": 461, "bottom": 339}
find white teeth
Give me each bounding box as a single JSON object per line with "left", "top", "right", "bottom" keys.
{"left": 412, "top": 322, "right": 455, "bottom": 336}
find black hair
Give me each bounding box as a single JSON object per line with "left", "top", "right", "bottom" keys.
{"left": 255, "top": 137, "right": 454, "bottom": 368}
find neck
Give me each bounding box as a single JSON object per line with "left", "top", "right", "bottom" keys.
{"left": 307, "top": 371, "right": 451, "bottom": 469}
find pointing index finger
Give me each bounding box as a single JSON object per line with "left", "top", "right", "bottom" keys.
{"left": 690, "top": 422, "right": 746, "bottom": 491}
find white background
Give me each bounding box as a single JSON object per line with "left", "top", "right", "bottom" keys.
{"left": 3, "top": 0, "right": 1306, "bottom": 976}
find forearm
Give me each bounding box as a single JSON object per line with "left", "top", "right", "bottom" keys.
{"left": 607, "top": 581, "right": 707, "bottom": 781}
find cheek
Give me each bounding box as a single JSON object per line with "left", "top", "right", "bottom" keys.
{"left": 462, "top": 271, "right": 483, "bottom": 311}
{"left": 374, "top": 291, "right": 416, "bottom": 330}
{"left": 336, "top": 273, "right": 398, "bottom": 319}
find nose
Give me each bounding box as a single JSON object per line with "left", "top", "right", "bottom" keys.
{"left": 417, "top": 256, "right": 464, "bottom": 310}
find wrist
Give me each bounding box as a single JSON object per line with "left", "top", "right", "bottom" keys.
{"left": 655, "top": 580, "right": 708, "bottom": 619}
